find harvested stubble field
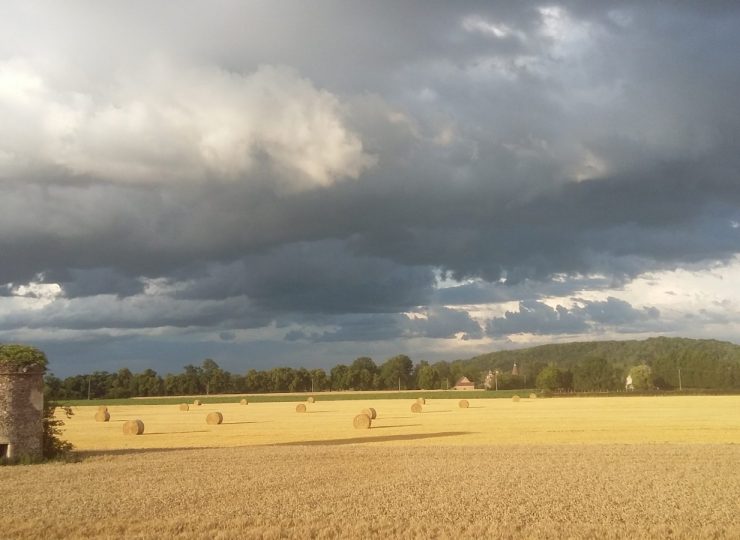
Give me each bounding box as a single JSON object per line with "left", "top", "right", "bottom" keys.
{"left": 2, "top": 396, "right": 740, "bottom": 539}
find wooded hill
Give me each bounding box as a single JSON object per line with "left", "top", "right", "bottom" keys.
{"left": 451, "top": 337, "right": 740, "bottom": 390}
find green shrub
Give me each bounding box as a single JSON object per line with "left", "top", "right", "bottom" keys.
{"left": 0, "top": 344, "right": 48, "bottom": 371}
{"left": 43, "top": 400, "right": 74, "bottom": 460}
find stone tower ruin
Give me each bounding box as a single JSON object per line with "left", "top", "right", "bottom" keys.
{"left": 0, "top": 346, "right": 46, "bottom": 461}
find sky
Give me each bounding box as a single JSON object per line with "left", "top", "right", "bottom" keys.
{"left": 1, "top": 1, "right": 740, "bottom": 376}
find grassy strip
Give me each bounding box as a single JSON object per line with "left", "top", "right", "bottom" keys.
{"left": 547, "top": 389, "right": 740, "bottom": 397}
{"left": 58, "top": 389, "right": 531, "bottom": 407}
{"left": 56, "top": 387, "right": 740, "bottom": 407}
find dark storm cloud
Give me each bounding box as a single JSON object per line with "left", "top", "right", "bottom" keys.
{"left": 3, "top": 166, "right": 738, "bottom": 299}
{"left": 285, "top": 306, "right": 482, "bottom": 343}
{"left": 342, "top": 175, "right": 740, "bottom": 285}
{"left": 1, "top": 1, "right": 740, "bottom": 373}
{"left": 54, "top": 268, "right": 144, "bottom": 298}
{"left": 173, "top": 240, "right": 435, "bottom": 314}
{"left": 285, "top": 313, "right": 407, "bottom": 343}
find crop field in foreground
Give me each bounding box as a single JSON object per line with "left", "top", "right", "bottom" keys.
{"left": 2, "top": 444, "right": 740, "bottom": 539}
{"left": 2, "top": 396, "right": 739, "bottom": 539}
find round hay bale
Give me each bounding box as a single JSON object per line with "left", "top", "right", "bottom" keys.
{"left": 416, "top": 397, "right": 426, "bottom": 405}
{"left": 240, "top": 398, "right": 248, "bottom": 405}
{"left": 179, "top": 403, "right": 189, "bottom": 411}
{"left": 97, "top": 405, "right": 108, "bottom": 413}
{"left": 459, "top": 399, "right": 469, "bottom": 409}
{"left": 411, "top": 403, "right": 423, "bottom": 413}
{"left": 512, "top": 395, "right": 521, "bottom": 402}
{"left": 193, "top": 399, "right": 202, "bottom": 406}
{"left": 361, "top": 407, "right": 377, "bottom": 420}
{"left": 307, "top": 396, "right": 315, "bottom": 403}
{"left": 122, "top": 419, "right": 144, "bottom": 435}
{"left": 296, "top": 403, "right": 307, "bottom": 413}
{"left": 94, "top": 410, "right": 110, "bottom": 422}
{"left": 353, "top": 413, "right": 372, "bottom": 429}
{"left": 529, "top": 393, "right": 537, "bottom": 399}
{"left": 206, "top": 412, "right": 223, "bottom": 425}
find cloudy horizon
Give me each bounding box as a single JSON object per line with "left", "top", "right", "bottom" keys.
{"left": 2, "top": 1, "right": 740, "bottom": 376}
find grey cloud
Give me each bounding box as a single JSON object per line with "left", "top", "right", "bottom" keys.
{"left": 219, "top": 331, "right": 237, "bottom": 341}
{"left": 487, "top": 297, "right": 660, "bottom": 337}
{"left": 411, "top": 307, "right": 483, "bottom": 340}
{"left": 488, "top": 301, "right": 589, "bottom": 337}
{"left": 0, "top": 294, "right": 272, "bottom": 331}
{"left": 434, "top": 275, "right": 617, "bottom": 306}
{"left": 579, "top": 297, "right": 660, "bottom": 326}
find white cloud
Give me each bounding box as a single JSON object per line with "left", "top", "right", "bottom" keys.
{"left": 0, "top": 276, "right": 63, "bottom": 315}
{"left": 537, "top": 6, "right": 590, "bottom": 50}
{"left": 482, "top": 258, "right": 740, "bottom": 340}
{"left": 11, "top": 281, "right": 62, "bottom": 302}
{"left": 0, "top": 58, "right": 374, "bottom": 190}
{"left": 461, "top": 15, "right": 522, "bottom": 40}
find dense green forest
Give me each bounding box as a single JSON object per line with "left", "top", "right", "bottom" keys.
{"left": 456, "top": 337, "right": 740, "bottom": 391}
{"left": 40, "top": 337, "right": 740, "bottom": 400}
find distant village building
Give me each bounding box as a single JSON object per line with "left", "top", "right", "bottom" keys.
{"left": 625, "top": 374, "right": 634, "bottom": 391}
{"left": 484, "top": 370, "right": 494, "bottom": 390}
{"left": 453, "top": 376, "right": 476, "bottom": 391}
{"left": 512, "top": 363, "right": 519, "bottom": 376}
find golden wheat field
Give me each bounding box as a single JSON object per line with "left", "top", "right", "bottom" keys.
{"left": 2, "top": 396, "right": 740, "bottom": 539}
{"left": 56, "top": 395, "right": 740, "bottom": 449}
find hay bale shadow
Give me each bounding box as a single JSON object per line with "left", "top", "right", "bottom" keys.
{"left": 142, "top": 430, "right": 211, "bottom": 436}
{"left": 370, "top": 424, "right": 423, "bottom": 429}
{"left": 270, "top": 431, "right": 474, "bottom": 447}
{"left": 75, "top": 446, "right": 214, "bottom": 459}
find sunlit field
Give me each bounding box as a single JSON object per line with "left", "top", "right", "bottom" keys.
{"left": 61, "top": 395, "right": 740, "bottom": 449}
{"left": 2, "top": 396, "right": 740, "bottom": 539}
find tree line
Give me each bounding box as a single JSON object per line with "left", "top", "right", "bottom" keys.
{"left": 44, "top": 355, "right": 489, "bottom": 400}
{"left": 43, "top": 337, "right": 740, "bottom": 400}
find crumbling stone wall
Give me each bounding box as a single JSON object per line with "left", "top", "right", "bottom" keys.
{"left": 0, "top": 365, "right": 45, "bottom": 460}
